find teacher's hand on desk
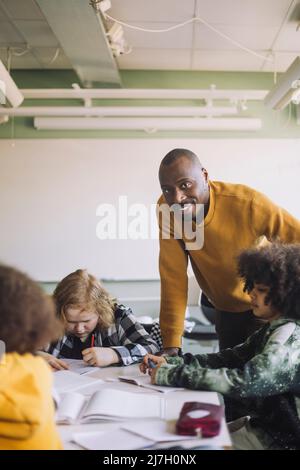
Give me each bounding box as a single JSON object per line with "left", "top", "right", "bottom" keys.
{"left": 160, "top": 347, "right": 179, "bottom": 357}
{"left": 82, "top": 346, "right": 119, "bottom": 367}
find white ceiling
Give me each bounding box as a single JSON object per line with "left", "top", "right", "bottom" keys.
{"left": 0, "top": 0, "right": 299, "bottom": 72}
{"left": 113, "top": 0, "right": 300, "bottom": 71}
{"left": 0, "top": 0, "right": 71, "bottom": 69}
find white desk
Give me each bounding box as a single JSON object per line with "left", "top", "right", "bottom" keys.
{"left": 57, "top": 364, "right": 231, "bottom": 450}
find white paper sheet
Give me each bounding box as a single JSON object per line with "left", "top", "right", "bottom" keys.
{"left": 72, "top": 429, "right": 154, "bottom": 450}
{"left": 62, "top": 358, "right": 96, "bottom": 375}
{"left": 122, "top": 419, "right": 199, "bottom": 442}
{"left": 53, "top": 370, "right": 103, "bottom": 393}
{"left": 118, "top": 374, "right": 184, "bottom": 394}
{"left": 82, "top": 388, "right": 163, "bottom": 420}
{"left": 56, "top": 392, "right": 86, "bottom": 424}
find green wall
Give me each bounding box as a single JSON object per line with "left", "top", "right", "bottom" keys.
{"left": 0, "top": 69, "right": 299, "bottom": 139}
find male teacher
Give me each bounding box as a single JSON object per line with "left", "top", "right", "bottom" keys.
{"left": 158, "top": 148, "right": 300, "bottom": 355}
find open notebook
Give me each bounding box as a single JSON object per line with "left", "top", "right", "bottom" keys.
{"left": 62, "top": 358, "right": 96, "bottom": 375}
{"left": 56, "top": 388, "right": 165, "bottom": 424}
{"left": 118, "top": 374, "right": 184, "bottom": 394}
{"left": 72, "top": 421, "right": 199, "bottom": 450}
{"left": 72, "top": 429, "right": 154, "bottom": 450}
{"left": 53, "top": 370, "right": 104, "bottom": 394}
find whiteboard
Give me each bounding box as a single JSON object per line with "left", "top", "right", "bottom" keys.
{"left": 0, "top": 138, "right": 300, "bottom": 281}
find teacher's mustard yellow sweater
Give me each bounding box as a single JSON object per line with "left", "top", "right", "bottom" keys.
{"left": 158, "top": 181, "right": 300, "bottom": 348}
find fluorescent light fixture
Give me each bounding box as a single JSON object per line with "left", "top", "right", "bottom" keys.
{"left": 34, "top": 117, "right": 262, "bottom": 131}
{"left": 264, "top": 56, "right": 300, "bottom": 110}
{"left": 21, "top": 88, "right": 268, "bottom": 101}
{"left": 0, "top": 106, "right": 238, "bottom": 117}
{"left": 0, "top": 60, "right": 24, "bottom": 108}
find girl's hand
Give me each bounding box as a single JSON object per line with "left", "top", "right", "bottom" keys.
{"left": 37, "top": 351, "right": 69, "bottom": 372}
{"left": 82, "top": 347, "right": 119, "bottom": 367}
{"left": 139, "top": 354, "right": 166, "bottom": 374}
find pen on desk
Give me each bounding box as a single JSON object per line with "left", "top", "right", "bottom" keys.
{"left": 91, "top": 333, "right": 95, "bottom": 348}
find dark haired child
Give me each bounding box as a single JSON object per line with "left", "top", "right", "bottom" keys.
{"left": 141, "top": 243, "right": 300, "bottom": 450}
{"left": 0, "top": 265, "right": 63, "bottom": 450}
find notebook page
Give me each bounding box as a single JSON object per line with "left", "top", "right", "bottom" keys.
{"left": 122, "top": 420, "right": 199, "bottom": 442}
{"left": 62, "top": 359, "right": 96, "bottom": 375}
{"left": 72, "top": 429, "right": 154, "bottom": 450}
{"left": 119, "top": 374, "right": 184, "bottom": 394}
{"left": 53, "top": 370, "right": 103, "bottom": 393}
{"left": 82, "top": 388, "right": 162, "bottom": 420}
{"left": 56, "top": 392, "right": 86, "bottom": 424}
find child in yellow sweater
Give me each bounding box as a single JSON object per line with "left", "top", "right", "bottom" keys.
{"left": 0, "top": 265, "right": 63, "bottom": 450}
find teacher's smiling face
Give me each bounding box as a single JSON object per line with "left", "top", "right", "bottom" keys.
{"left": 63, "top": 307, "right": 98, "bottom": 338}
{"left": 159, "top": 154, "right": 210, "bottom": 222}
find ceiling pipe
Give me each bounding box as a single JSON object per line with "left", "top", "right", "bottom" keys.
{"left": 0, "top": 106, "right": 239, "bottom": 117}
{"left": 34, "top": 116, "right": 262, "bottom": 131}
{"left": 21, "top": 88, "right": 268, "bottom": 101}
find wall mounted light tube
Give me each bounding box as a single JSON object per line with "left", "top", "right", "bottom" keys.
{"left": 22, "top": 88, "right": 268, "bottom": 101}
{"left": 0, "top": 106, "right": 238, "bottom": 117}
{"left": 34, "top": 116, "right": 262, "bottom": 131}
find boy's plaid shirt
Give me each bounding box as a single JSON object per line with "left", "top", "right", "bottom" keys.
{"left": 46, "top": 304, "right": 161, "bottom": 366}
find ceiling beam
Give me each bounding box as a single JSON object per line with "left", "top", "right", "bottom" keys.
{"left": 0, "top": 105, "right": 238, "bottom": 117}
{"left": 21, "top": 88, "right": 268, "bottom": 100}
{"left": 33, "top": 116, "right": 262, "bottom": 131}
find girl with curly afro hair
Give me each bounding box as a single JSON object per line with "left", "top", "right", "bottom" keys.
{"left": 141, "top": 243, "right": 300, "bottom": 450}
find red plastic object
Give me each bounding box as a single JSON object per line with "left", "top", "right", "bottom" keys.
{"left": 176, "top": 402, "right": 224, "bottom": 438}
